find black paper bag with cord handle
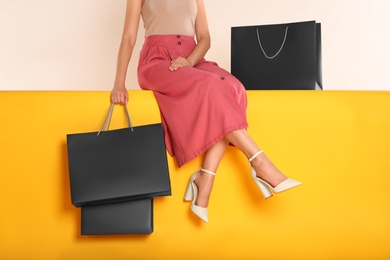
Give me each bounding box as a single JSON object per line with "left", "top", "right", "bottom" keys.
{"left": 66, "top": 104, "right": 171, "bottom": 208}
{"left": 231, "top": 20, "right": 322, "bottom": 90}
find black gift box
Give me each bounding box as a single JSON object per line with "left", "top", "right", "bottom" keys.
{"left": 81, "top": 199, "right": 154, "bottom": 235}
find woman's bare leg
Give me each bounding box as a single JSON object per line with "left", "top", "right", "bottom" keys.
{"left": 225, "top": 129, "right": 287, "bottom": 187}
{"left": 192, "top": 128, "right": 288, "bottom": 208}
{"left": 194, "top": 138, "right": 229, "bottom": 208}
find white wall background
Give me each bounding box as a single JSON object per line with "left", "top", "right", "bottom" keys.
{"left": 0, "top": 0, "right": 389, "bottom": 91}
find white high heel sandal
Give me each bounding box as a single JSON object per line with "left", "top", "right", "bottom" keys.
{"left": 184, "top": 168, "right": 216, "bottom": 222}
{"left": 248, "top": 151, "right": 301, "bottom": 199}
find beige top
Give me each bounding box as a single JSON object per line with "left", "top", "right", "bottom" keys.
{"left": 141, "top": 0, "right": 197, "bottom": 37}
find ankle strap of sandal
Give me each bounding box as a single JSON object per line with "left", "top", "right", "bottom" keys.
{"left": 248, "top": 150, "right": 263, "bottom": 163}
{"left": 200, "top": 168, "right": 216, "bottom": 176}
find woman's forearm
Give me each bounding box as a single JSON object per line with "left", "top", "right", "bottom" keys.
{"left": 186, "top": 36, "right": 211, "bottom": 66}
{"left": 114, "top": 39, "right": 135, "bottom": 88}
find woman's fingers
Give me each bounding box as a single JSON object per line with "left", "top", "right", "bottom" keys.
{"left": 169, "top": 57, "right": 191, "bottom": 71}
{"left": 111, "top": 88, "right": 129, "bottom": 104}
{"left": 124, "top": 92, "right": 129, "bottom": 104}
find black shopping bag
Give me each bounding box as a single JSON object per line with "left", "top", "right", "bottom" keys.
{"left": 67, "top": 104, "right": 171, "bottom": 207}
{"left": 231, "top": 20, "right": 322, "bottom": 90}
{"left": 81, "top": 199, "right": 154, "bottom": 235}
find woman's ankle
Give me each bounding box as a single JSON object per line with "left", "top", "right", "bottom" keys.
{"left": 251, "top": 154, "right": 287, "bottom": 187}
{"left": 194, "top": 171, "right": 214, "bottom": 207}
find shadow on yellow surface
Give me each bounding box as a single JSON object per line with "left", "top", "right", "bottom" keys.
{"left": 0, "top": 90, "right": 389, "bottom": 259}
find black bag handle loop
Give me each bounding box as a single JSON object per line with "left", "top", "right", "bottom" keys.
{"left": 256, "top": 26, "right": 289, "bottom": 59}
{"left": 97, "top": 104, "right": 133, "bottom": 136}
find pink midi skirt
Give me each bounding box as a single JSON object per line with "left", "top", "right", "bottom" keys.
{"left": 138, "top": 35, "right": 248, "bottom": 167}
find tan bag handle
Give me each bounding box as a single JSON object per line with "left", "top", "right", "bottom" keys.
{"left": 97, "top": 104, "right": 133, "bottom": 136}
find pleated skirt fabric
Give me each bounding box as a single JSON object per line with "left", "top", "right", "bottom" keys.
{"left": 137, "top": 34, "right": 248, "bottom": 167}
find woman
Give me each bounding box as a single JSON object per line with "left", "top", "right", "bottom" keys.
{"left": 111, "top": 0, "right": 300, "bottom": 222}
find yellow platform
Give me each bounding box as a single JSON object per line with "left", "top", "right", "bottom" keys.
{"left": 1, "top": 90, "right": 389, "bottom": 259}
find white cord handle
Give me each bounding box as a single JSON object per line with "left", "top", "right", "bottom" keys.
{"left": 256, "top": 26, "right": 289, "bottom": 59}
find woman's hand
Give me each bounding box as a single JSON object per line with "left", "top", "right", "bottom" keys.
{"left": 169, "top": 57, "right": 194, "bottom": 71}
{"left": 111, "top": 86, "right": 129, "bottom": 105}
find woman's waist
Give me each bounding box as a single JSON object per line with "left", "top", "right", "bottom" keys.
{"left": 144, "top": 34, "right": 196, "bottom": 46}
